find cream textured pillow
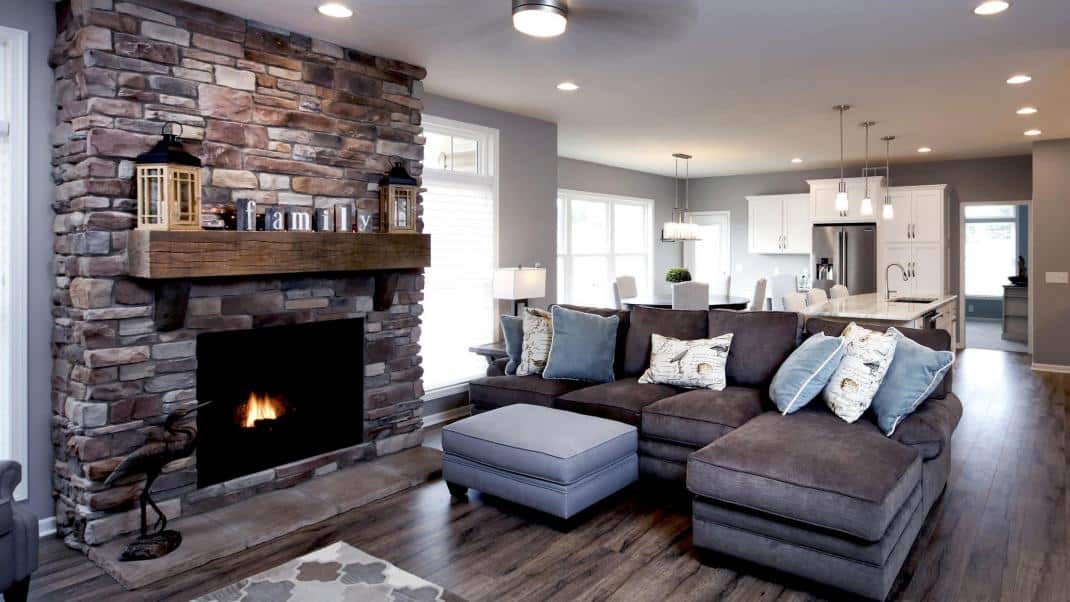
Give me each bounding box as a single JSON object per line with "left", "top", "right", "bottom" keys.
{"left": 516, "top": 308, "right": 553, "bottom": 376}
{"left": 638, "top": 333, "right": 733, "bottom": 390}
{"left": 823, "top": 322, "right": 898, "bottom": 423}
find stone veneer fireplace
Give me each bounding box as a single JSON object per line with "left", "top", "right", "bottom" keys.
{"left": 48, "top": 0, "right": 429, "bottom": 550}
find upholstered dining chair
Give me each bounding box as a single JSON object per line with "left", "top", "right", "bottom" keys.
{"left": 806, "top": 288, "right": 829, "bottom": 306}
{"left": 750, "top": 278, "right": 768, "bottom": 311}
{"left": 1, "top": 461, "right": 38, "bottom": 602}
{"left": 782, "top": 292, "right": 809, "bottom": 340}
{"left": 612, "top": 275, "right": 638, "bottom": 309}
{"left": 768, "top": 273, "right": 797, "bottom": 310}
{"left": 829, "top": 284, "right": 850, "bottom": 299}
{"left": 672, "top": 281, "right": 710, "bottom": 310}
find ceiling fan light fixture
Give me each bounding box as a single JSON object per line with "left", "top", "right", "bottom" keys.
{"left": 512, "top": 0, "right": 568, "bottom": 38}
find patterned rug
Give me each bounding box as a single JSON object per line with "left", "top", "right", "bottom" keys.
{"left": 193, "top": 542, "right": 461, "bottom": 601}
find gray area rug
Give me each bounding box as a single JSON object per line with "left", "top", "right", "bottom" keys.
{"left": 193, "top": 541, "right": 460, "bottom": 601}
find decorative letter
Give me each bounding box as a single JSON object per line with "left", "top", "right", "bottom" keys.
{"left": 334, "top": 204, "right": 351, "bottom": 232}
{"left": 288, "top": 209, "right": 312, "bottom": 232}
{"left": 265, "top": 206, "right": 285, "bottom": 231}
{"left": 315, "top": 208, "right": 332, "bottom": 232}
{"left": 237, "top": 199, "right": 257, "bottom": 231}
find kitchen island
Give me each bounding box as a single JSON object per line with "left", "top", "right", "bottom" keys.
{"left": 806, "top": 293, "right": 958, "bottom": 346}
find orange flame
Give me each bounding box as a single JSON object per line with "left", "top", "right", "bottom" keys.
{"left": 240, "top": 393, "right": 284, "bottom": 428}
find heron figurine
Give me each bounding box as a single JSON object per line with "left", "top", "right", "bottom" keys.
{"left": 103, "top": 401, "right": 211, "bottom": 561}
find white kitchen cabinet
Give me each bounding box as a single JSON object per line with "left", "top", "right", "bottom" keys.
{"left": 909, "top": 242, "right": 944, "bottom": 296}
{"left": 881, "top": 190, "right": 913, "bottom": 243}
{"left": 883, "top": 242, "right": 914, "bottom": 295}
{"left": 875, "top": 185, "right": 949, "bottom": 298}
{"left": 882, "top": 187, "right": 943, "bottom": 243}
{"left": 747, "top": 194, "right": 810, "bottom": 254}
{"left": 807, "top": 176, "right": 885, "bottom": 222}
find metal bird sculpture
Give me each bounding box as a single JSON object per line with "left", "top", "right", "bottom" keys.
{"left": 104, "top": 401, "right": 211, "bottom": 561}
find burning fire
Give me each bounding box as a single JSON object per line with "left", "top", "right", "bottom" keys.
{"left": 240, "top": 392, "right": 284, "bottom": 428}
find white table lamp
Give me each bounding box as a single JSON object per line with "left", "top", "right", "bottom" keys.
{"left": 494, "top": 266, "right": 546, "bottom": 315}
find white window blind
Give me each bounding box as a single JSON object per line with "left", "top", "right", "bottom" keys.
{"left": 420, "top": 117, "right": 498, "bottom": 392}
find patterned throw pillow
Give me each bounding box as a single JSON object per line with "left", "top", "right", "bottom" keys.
{"left": 638, "top": 333, "right": 733, "bottom": 390}
{"left": 823, "top": 322, "right": 898, "bottom": 423}
{"left": 516, "top": 308, "right": 553, "bottom": 376}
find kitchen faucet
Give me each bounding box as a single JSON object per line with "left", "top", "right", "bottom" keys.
{"left": 885, "top": 263, "right": 909, "bottom": 300}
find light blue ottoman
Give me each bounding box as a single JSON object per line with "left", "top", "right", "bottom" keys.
{"left": 442, "top": 404, "right": 638, "bottom": 519}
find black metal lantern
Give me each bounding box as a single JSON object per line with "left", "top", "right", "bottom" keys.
{"left": 378, "top": 158, "right": 418, "bottom": 233}
{"left": 135, "top": 122, "right": 202, "bottom": 231}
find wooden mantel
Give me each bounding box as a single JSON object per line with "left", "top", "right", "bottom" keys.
{"left": 127, "top": 230, "right": 431, "bottom": 279}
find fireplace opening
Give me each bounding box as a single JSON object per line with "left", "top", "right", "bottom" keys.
{"left": 196, "top": 318, "right": 364, "bottom": 488}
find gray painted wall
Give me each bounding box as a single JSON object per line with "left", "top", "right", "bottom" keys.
{"left": 558, "top": 158, "right": 678, "bottom": 296}
{"left": 1031, "top": 139, "right": 1070, "bottom": 367}
{"left": 684, "top": 155, "right": 1033, "bottom": 303}
{"left": 2, "top": 0, "right": 56, "bottom": 519}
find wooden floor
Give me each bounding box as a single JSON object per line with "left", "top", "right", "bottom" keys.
{"left": 29, "top": 349, "right": 1067, "bottom": 601}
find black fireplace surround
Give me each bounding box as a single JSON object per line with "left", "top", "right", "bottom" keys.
{"left": 196, "top": 319, "right": 365, "bottom": 488}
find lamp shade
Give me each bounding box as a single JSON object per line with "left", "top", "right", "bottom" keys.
{"left": 493, "top": 267, "right": 546, "bottom": 300}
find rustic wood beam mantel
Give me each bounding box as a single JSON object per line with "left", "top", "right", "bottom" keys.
{"left": 127, "top": 230, "right": 431, "bottom": 279}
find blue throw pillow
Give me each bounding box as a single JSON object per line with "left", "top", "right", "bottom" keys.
{"left": 500, "top": 315, "right": 524, "bottom": 375}
{"left": 543, "top": 306, "right": 619, "bottom": 383}
{"left": 871, "top": 327, "right": 954, "bottom": 435}
{"left": 770, "top": 333, "right": 847, "bottom": 414}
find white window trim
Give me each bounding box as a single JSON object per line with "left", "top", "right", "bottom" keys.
{"left": 557, "top": 189, "right": 656, "bottom": 305}
{"left": 421, "top": 115, "right": 499, "bottom": 394}
{"left": 0, "top": 25, "right": 29, "bottom": 501}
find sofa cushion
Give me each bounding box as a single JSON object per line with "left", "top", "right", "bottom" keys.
{"left": 770, "top": 333, "right": 846, "bottom": 414}
{"left": 557, "top": 305, "right": 630, "bottom": 377}
{"left": 442, "top": 404, "right": 637, "bottom": 485}
{"left": 543, "top": 305, "right": 619, "bottom": 383}
{"left": 469, "top": 375, "right": 589, "bottom": 410}
{"left": 872, "top": 327, "right": 955, "bottom": 435}
{"left": 555, "top": 377, "right": 678, "bottom": 425}
{"left": 500, "top": 314, "right": 524, "bottom": 375}
{"left": 638, "top": 333, "right": 733, "bottom": 390}
{"left": 642, "top": 387, "right": 763, "bottom": 448}
{"left": 687, "top": 409, "right": 922, "bottom": 541}
{"left": 805, "top": 318, "right": 952, "bottom": 398}
{"left": 622, "top": 306, "right": 708, "bottom": 376}
{"left": 890, "top": 392, "right": 963, "bottom": 460}
{"left": 708, "top": 310, "right": 799, "bottom": 388}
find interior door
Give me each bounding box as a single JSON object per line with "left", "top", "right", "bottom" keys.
{"left": 685, "top": 212, "right": 731, "bottom": 289}
{"left": 782, "top": 195, "right": 812, "bottom": 254}
{"left": 910, "top": 190, "right": 943, "bottom": 242}
{"left": 910, "top": 242, "right": 944, "bottom": 296}
{"left": 748, "top": 197, "right": 784, "bottom": 254}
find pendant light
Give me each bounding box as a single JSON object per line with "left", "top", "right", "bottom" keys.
{"left": 512, "top": 0, "right": 568, "bottom": 38}
{"left": 661, "top": 153, "right": 702, "bottom": 242}
{"left": 859, "top": 121, "right": 876, "bottom": 216}
{"left": 881, "top": 136, "right": 895, "bottom": 220}
{"left": 833, "top": 105, "right": 851, "bottom": 213}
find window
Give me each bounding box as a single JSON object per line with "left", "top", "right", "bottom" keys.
{"left": 964, "top": 204, "right": 1018, "bottom": 297}
{"left": 420, "top": 116, "right": 498, "bottom": 392}
{"left": 557, "top": 190, "right": 654, "bottom": 307}
{"left": 0, "top": 26, "right": 28, "bottom": 500}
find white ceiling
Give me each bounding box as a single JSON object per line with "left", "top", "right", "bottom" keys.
{"left": 192, "top": 0, "right": 1070, "bottom": 177}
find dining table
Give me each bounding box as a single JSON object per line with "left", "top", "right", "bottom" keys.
{"left": 623, "top": 294, "right": 751, "bottom": 310}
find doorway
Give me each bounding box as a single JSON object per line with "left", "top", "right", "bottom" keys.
{"left": 959, "top": 201, "right": 1030, "bottom": 353}
{"left": 684, "top": 211, "right": 731, "bottom": 293}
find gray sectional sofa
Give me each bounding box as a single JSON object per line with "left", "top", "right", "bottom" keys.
{"left": 468, "top": 305, "right": 962, "bottom": 600}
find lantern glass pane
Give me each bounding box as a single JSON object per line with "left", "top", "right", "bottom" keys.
{"left": 396, "top": 193, "right": 409, "bottom": 228}
{"left": 140, "top": 167, "right": 165, "bottom": 225}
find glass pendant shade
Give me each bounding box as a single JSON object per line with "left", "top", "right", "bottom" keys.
{"left": 860, "top": 196, "right": 874, "bottom": 215}
{"left": 882, "top": 199, "right": 894, "bottom": 220}
{"left": 661, "top": 220, "right": 702, "bottom": 241}
{"left": 835, "top": 191, "right": 849, "bottom": 212}
{"left": 661, "top": 152, "right": 701, "bottom": 242}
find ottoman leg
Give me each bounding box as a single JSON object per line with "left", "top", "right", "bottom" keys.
{"left": 446, "top": 482, "right": 468, "bottom": 497}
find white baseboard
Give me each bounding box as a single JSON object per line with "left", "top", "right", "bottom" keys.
{"left": 39, "top": 516, "right": 56, "bottom": 538}
{"left": 1031, "top": 363, "right": 1070, "bottom": 374}
{"left": 423, "top": 405, "right": 472, "bottom": 427}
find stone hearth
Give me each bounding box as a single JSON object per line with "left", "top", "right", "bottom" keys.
{"left": 48, "top": 0, "right": 428, "bottom": 551}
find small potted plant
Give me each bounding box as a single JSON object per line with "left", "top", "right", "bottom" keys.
{"left": 665, "top": 267, "right": 692, "bottom": 283}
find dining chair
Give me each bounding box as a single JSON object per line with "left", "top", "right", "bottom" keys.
{"left": 829, "top": 284, "right": 850, "bottom": 299}
{"left": 749, "top": 278, "right": 768, "bottom": 311}
{"left": 768, "top": 274, "right": 797, "bottom": 310}
{"left": 612, "top": 275, "right": 639, "bottom": 309}
{"left": 672, "top": 281, "right": 710, "bottom": 310}
{"left": 806, "top": 288, "right": 829, "bottom": 306}
{"left": 782, "top": 292, "right": 809, "bottom": 340}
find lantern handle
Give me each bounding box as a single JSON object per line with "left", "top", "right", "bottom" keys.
{"left": 161, "top": 121, "right": 184, "bottom": 139}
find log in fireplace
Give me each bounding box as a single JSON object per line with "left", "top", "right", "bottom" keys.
{"left": 196, "top": 319, "right": 365, "bottom": 488}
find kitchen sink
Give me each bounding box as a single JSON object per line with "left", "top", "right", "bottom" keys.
{"left": 888, "top": 297, "right": 937, "bottom": 303}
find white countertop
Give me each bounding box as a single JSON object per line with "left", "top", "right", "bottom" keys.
{"left": 805, "top": 293, "right": 957, "bottom": 322}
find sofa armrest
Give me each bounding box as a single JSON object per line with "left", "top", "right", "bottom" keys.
{"left": 486, "top": 357, "right": 509, "bottom": 377}
{"left": 0, "top": 461, "right": 20, "bottom": 537}
{"left": 891, "top": 393, "right": 963, "bottom": 459}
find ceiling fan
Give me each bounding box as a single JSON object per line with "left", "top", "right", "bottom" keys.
{"left": 509, "top": 0, "right": 699, "bottom": 41}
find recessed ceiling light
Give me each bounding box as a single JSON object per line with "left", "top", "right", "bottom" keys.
{"left": 317, "top": 3, "right": 353, "bottom": 18}
{"left": 1016, "top": 106, "right": 1038, "bottom": 115}
{"left": 917, "top": 147, "right": 933, "bottom": 153}
{"left": 556, "top": 81, "right": 579, "bottom": 91}
{"left": 1024, "top": 129, "right": 1042, "bottom": 137}
{"left": 973, "top": 1, "right": 1011, "bottom": 16}
{"left": 791, "top": 157, "right": 803, "bottom": 164}
{"left": 1006, "top": 74, "right": 1032, "bottom": 85}
{"left": 513, "top": 0, "right": 568, "bottom": 38}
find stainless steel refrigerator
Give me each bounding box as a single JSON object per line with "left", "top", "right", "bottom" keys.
{"left": 811, "top": 224, "right": 877, "bottom": 294}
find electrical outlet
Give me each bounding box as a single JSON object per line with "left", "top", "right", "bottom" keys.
{"left": 1045, "top": 271, "right": 1069, "bottom": 284}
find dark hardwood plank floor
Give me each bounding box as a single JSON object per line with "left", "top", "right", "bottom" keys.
{"left": 29, "top": 349, "right": 1067, "bottom": 601}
